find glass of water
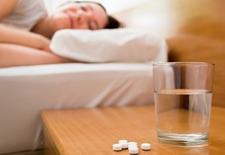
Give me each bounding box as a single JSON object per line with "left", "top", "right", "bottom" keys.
{"left": 153, "top": 62, "right": 214, "bottom": 146}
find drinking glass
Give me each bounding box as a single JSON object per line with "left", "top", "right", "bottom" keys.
{"left": 153, "top": 62, "right": 214, "bottom": 146}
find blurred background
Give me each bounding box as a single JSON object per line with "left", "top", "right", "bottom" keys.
{"left": 43, "top": 0, "right": 225, "bottom": 107}
{"left": 44, "top": 0, "right": 225, "bottom": 39}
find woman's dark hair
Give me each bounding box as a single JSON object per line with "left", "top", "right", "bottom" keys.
{"left": 59, "top": 0, "right": 121, "bottom": 29}
{"left": 104, "top": 15, "right": 121, "bottom": 29}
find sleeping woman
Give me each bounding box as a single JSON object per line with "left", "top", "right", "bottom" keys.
{"left": 0, "top": 0, "right": 120, "bottom": 67}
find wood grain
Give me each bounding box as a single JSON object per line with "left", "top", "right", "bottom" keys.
{"left": 42, "top": 105, "right": 225, "bottom": 155}
{"left": 168, "top": 35, "right": 225, "bottom": 107}
{"left": 170, "top": 0, "right": 225, "bottom": 40}
{"left": 167, "top": 0, "right": 225, "bottom": 107}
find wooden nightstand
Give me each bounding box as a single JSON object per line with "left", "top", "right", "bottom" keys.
{"left": 42, "top": 105, "right": 225, "bottom": 155}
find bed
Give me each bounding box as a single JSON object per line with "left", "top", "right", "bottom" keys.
{"left": 0, "top": 62, "right": 166, "bottom": 154}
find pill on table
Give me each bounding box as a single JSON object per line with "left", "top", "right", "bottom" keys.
{"left": 128, "top": 147, "right": 139, "bottom": 154}
{"left": 141, "top": 143, "right": 151, "bottom": 151}
{"left": 128, "top": 142, "right": 138, "bottom": 147}
{"left": 118, "top": 140, "right": 128, "bottom": 149}
{"left": 112, "top": 143, "right": 122, "bottom": 151}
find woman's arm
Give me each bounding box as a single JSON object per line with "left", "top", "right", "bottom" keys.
{"left": 0, "top": 0, "right": 72, "bottom": 67}
{"left": 0, "top": 24, "right": 52, "bottom": 51}
{"left": 0, "top": 0, "right": 51, "bottom": 51}
{"left": 0, "top": 43, "right": 72, "bottom": 67}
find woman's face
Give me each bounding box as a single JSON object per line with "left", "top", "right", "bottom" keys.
{"left": 51, "top": 2, "right": 108, "bottom": 31}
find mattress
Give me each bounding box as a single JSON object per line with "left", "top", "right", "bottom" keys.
{"left": 0, "top": 63, "right": 155, "bottom": 154}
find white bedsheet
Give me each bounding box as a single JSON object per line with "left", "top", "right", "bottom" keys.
{"left": 0, "top": 63, "right": 155, "bottom": 154}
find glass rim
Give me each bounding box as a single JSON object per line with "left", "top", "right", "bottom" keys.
{"left": 153, "top": 62, "right": 215, "bottom": 67}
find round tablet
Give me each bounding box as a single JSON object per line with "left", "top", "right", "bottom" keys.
{"left": 128, "top": 147, "right": 139, "bottom": 154}
{"left": 118, "top": 140, "right": 128, "bottom": 149}
{"left": 112, "top": 143, "right": 122, "bottom": 151}
{"left": 141, "top": 143, "right": 151, "bottom": 151}
{"left": 128, "top": 142, "right": 137, "bottom": 150}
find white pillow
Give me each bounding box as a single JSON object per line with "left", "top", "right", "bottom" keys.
{"left": 50, "top": 28, "right": 167, "bottom": 62}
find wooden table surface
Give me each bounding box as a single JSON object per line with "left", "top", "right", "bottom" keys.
{"left": 42, "top": 105, "right": 225, "bottom": 155}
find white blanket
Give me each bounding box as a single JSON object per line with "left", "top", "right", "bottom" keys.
{"left": 50, "top": 28, "right": 167, "bottom": 62}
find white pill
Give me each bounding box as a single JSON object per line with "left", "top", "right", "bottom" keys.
{"left": 128, "top": 142, "right": 137, "bottom": 147}
{"left": 128, "top": 147, "right": 139, "bottom": 154}
{"left": 118, "top": 140, "right": 128, "bottom": 149}
{"left": 112, "top": 143, "right": 122, "bottom": 151}
{"left": 141, "top": 143, "right": 151, "bottom": 151}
